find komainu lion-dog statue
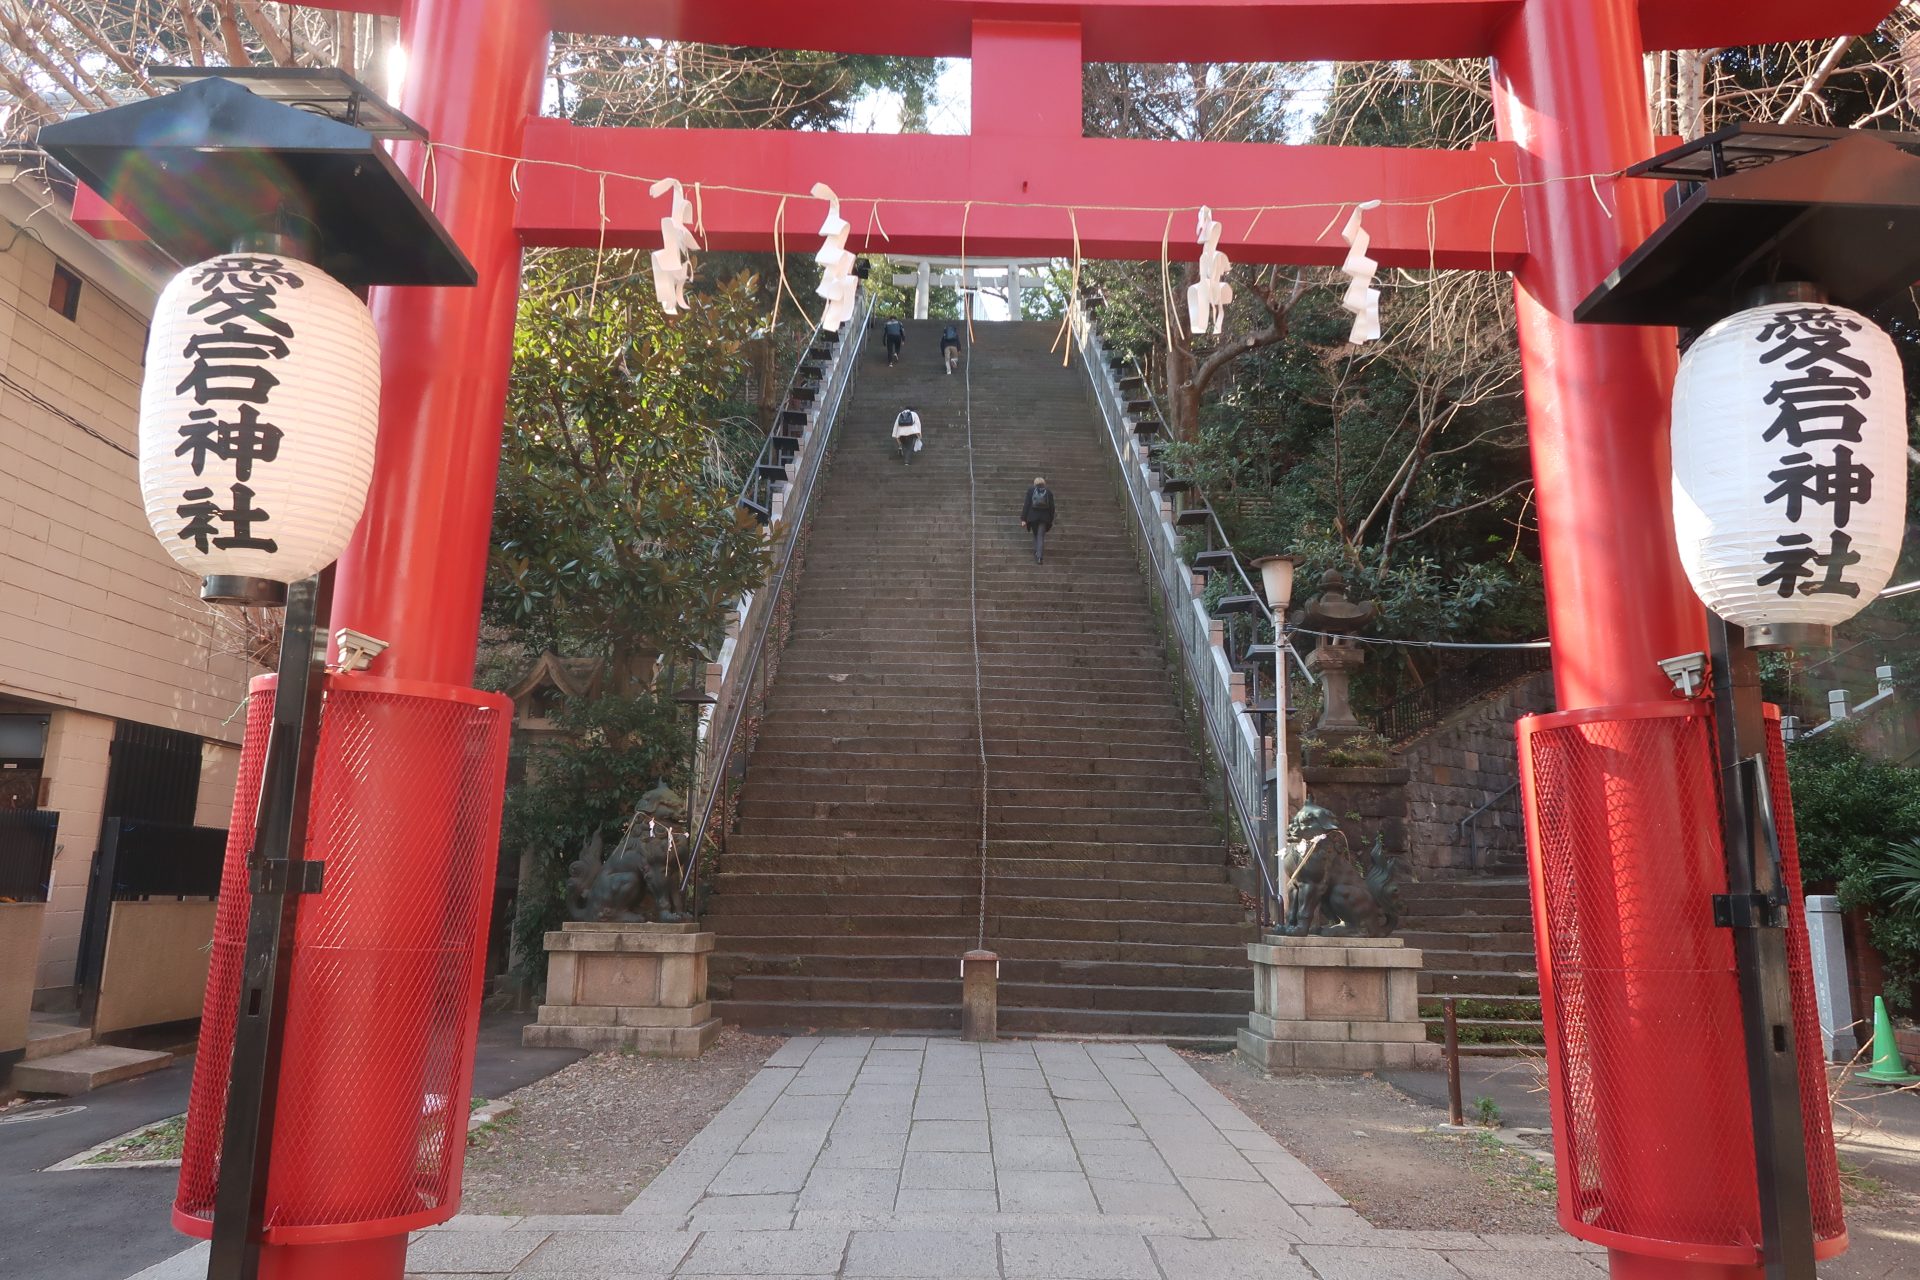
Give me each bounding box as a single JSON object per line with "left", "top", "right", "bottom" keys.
{"left": 1276, "top": 801, "right": 1401, "bottom": 937}
{"left": 564, "top": 783, "right": 693, "bottom": 924}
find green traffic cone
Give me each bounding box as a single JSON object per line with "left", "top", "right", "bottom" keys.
{"left": 1857, "top": 996, "right": 1920, "bottom": 1086}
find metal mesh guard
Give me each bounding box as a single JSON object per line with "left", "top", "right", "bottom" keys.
{"left": 176, "top": 674, "right": 512, "bottom": 1243}
{"left": 1517, "top": 700, "right": 1843, "bottom": 1263}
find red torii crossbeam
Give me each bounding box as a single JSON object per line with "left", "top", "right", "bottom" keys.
{"left": 316, "top": 0, "right": 1890, "bottom": 62}
{"left": 84, "top": 5, "right": 1894, "bottom": 1280}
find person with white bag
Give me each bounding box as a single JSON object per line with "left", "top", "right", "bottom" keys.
{"left": 891, "top": 406, "right": 922, "bottom": 466}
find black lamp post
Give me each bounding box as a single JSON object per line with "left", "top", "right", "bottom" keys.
{"left": 39, "top": 69, "right": 473, "bottom": 1280}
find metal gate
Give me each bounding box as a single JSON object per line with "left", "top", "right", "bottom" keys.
{"left": 73, "top": 721, "right": 206, "bottom": 1002}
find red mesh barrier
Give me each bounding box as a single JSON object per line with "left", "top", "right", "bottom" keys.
{"left": 175, "top": 681, "right": 274, "bottom": 1227}
{"left": 1761, "top": 707, "right": 1849, "bottom": 1243}
{"left": 1517, "top": 700, "right": 1844, "bottom": 1264}
{"left": 175, "top": 674, "right": 512, "bottom": 1244}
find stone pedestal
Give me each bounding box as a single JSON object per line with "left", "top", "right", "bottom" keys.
{"left": 524, "top": 922, "right": 720, "bottom": 1057}
{"left": 1237, "top": 935, "right": 1439, "bottom": 1071}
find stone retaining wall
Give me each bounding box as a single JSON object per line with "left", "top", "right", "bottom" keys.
{"left": 1399, "top": 672, "right": 1556, "bottom": 873}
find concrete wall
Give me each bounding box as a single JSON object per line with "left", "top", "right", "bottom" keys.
{"left": 1, "top": 181, "right": 250, "bottom": 996}
{"left": 35, "top": 708, "right": 112, "bottom": 991}
{"left": 92, "top": 899, "right": 217, "bottom": 1034}
{"left": 0, "top": 902, "right": 46, "bottom": 1057}
{"left": 1399, "top": 672, "right": 1556, "bottom": 873}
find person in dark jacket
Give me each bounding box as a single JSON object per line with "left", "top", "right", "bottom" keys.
{"left": 1021, "top": 476, "right": 1055, "bottom": 564}
{"left": 940, "top": 323, "right": 961, "bottom": 375}
{"left": 883, "top": 317, "right": 905, "bottom": 365}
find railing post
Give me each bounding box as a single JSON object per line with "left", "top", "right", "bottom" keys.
{"left": 1443, "top": 996, "right": 1465, "bottom": 1127}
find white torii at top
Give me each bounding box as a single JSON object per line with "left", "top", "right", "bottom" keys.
{"left": 889, "top": 256, "right": 1059, "bottom": 320}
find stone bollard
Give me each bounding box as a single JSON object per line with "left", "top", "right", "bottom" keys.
{"left": 1805, "top": 895, "right": 1858, "bottom": 1061}
{"left": 962, "top": 950, "right": 998, "bottom": 1042}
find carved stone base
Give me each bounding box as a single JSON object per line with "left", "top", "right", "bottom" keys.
{"left": 1237, "top": 935, "right": 1440, "bottom": 1071}
{"left": 524, "top": 922, "right": 720, "bottom": 1057}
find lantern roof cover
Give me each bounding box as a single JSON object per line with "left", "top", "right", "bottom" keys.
{"left": 143, "top": 65, "right": 428, "bottom": 138}
{"left": 38, "top": 74, "right": 474, "bottom": 287}
{"left": 1577, "top": 124, "right": 1920, "bottom": 328}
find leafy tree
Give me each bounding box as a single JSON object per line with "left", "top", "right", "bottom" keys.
{"left": 488, "top": 254, "right": 768, "bottom": 687}
{"left": 486, "top": 252, "right": 770, "bottom": 974}
{"left": 1079, "top": 57, "right": 1542, "bottom": 691}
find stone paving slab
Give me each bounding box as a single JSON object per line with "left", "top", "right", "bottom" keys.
{"left": 130, "top": 1036, "right": 1604, "bottom": 1280}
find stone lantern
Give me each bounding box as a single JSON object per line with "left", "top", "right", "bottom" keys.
{"left": 1301, "top": 570, "right": 1377, "bottom": 740}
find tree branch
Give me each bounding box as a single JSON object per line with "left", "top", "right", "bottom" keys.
{"left": 42, "top": 0, "right": 154, "bottom": 93}
{"left": 234, "top": 0, "right": 295, "bottom": 66}
{"left": 1187, "top": 273, "right": 1307, "bottom": 398}
{"left": 1779, "top": 36, "right": 1855, "bottom": 124}
{"left": 213, "top": 1, "right": 251, "bottom": 66}
{"left": 1396, "top": 478, "right": 1535, "bottom": 541}
{"left": 174, "top": 0, "right": 208, "bottom": 65}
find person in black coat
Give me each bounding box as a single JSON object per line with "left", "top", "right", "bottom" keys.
{"left": 940, "top": 324, "right": 961, "bottom": 375}
{"left": 1021, "top": 477, "right": 1055, "bottom": 564}
{"left": 883, "top": 317, "right": 905, "bottom": 366}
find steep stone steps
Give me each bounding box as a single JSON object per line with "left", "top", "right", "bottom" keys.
{"left": 707, "top": 317, "right": 1253, "bottom": 1039}
{"left": 1400, "top": 875, "right": 1544, "bottom": 1052}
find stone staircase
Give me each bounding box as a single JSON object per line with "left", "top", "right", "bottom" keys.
{"left": 706, "top": 319, "right": 1256, "bottom": 1041}
{"left": 1400, "top": 877, "right": 1545, "bottom": 1054}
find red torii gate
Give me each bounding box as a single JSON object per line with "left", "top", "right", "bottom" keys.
{"left": 83, "top": 2, "right": 1899, "bottom": 1278}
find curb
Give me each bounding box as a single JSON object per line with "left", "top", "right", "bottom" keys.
{"left": 45, "top": 1099, "right": 518, "bottom": 1173}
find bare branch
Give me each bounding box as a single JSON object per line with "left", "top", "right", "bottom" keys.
{"left": 1396, "top": 478, "right": 1536, "bottom": 541}
{"left": 1780, "top": 36, "right": 1857, "bottom": 124}
{"left": 234, "top": 0, "right": 295, "bottom": 66}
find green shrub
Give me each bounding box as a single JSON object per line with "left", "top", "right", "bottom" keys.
{"left": 1301, "top": 731, "right": 1394, "bottom": 769}
{"left": 1787, "top": 729, "right": 1920, "bottom": 1010}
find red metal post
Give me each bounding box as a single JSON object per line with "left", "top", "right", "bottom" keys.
{"left": 1492, "top": 5, "right": 1719, "bottom": 1275}
{"left": 255, "top": 2, "right": 547, "bottom": 1276}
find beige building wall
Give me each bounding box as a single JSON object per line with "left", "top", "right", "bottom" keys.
{"left": 195, "top": 740, "right": 243, "bottom": 830}
{"left": 0, "top": 179, "right": 250, "bottom": 996}
{"left": 35, "top": 708, "right": 113, "bottom": 990}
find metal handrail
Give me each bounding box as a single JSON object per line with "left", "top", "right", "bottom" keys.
{"left": 682, "top": 288, "right": 875, "bottom": 905}
{"left": 1374, "top": 648, "right": 1553, "bottom": 744}
{"left": 1068, "top": 297, "right": 1297, "bottom": 923}
{"left": 1456, "top": 781, "right": 1521, "bottom": 871}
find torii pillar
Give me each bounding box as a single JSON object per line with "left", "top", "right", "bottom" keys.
{"left": 241, "top": 1, "right": 550, "bottom": 1276}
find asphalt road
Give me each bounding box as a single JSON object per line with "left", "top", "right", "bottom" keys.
{"left": 0, "top": 1014, "right": 581, "bottom": 1280}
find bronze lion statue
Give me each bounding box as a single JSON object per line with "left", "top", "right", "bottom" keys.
{"left": 1276, "top": 801, "right": 1400, "bottom": 937}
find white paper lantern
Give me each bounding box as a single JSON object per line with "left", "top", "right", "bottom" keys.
{"left": 1672, "top": 300, "right": 1906, "bottom": 643}
{"left": 138, "top": 252, "right": 381, "bottom": 588}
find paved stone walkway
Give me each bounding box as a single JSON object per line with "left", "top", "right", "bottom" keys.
{"left": 136, "top": 1037, "right": 1603, "bottom": 1279}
